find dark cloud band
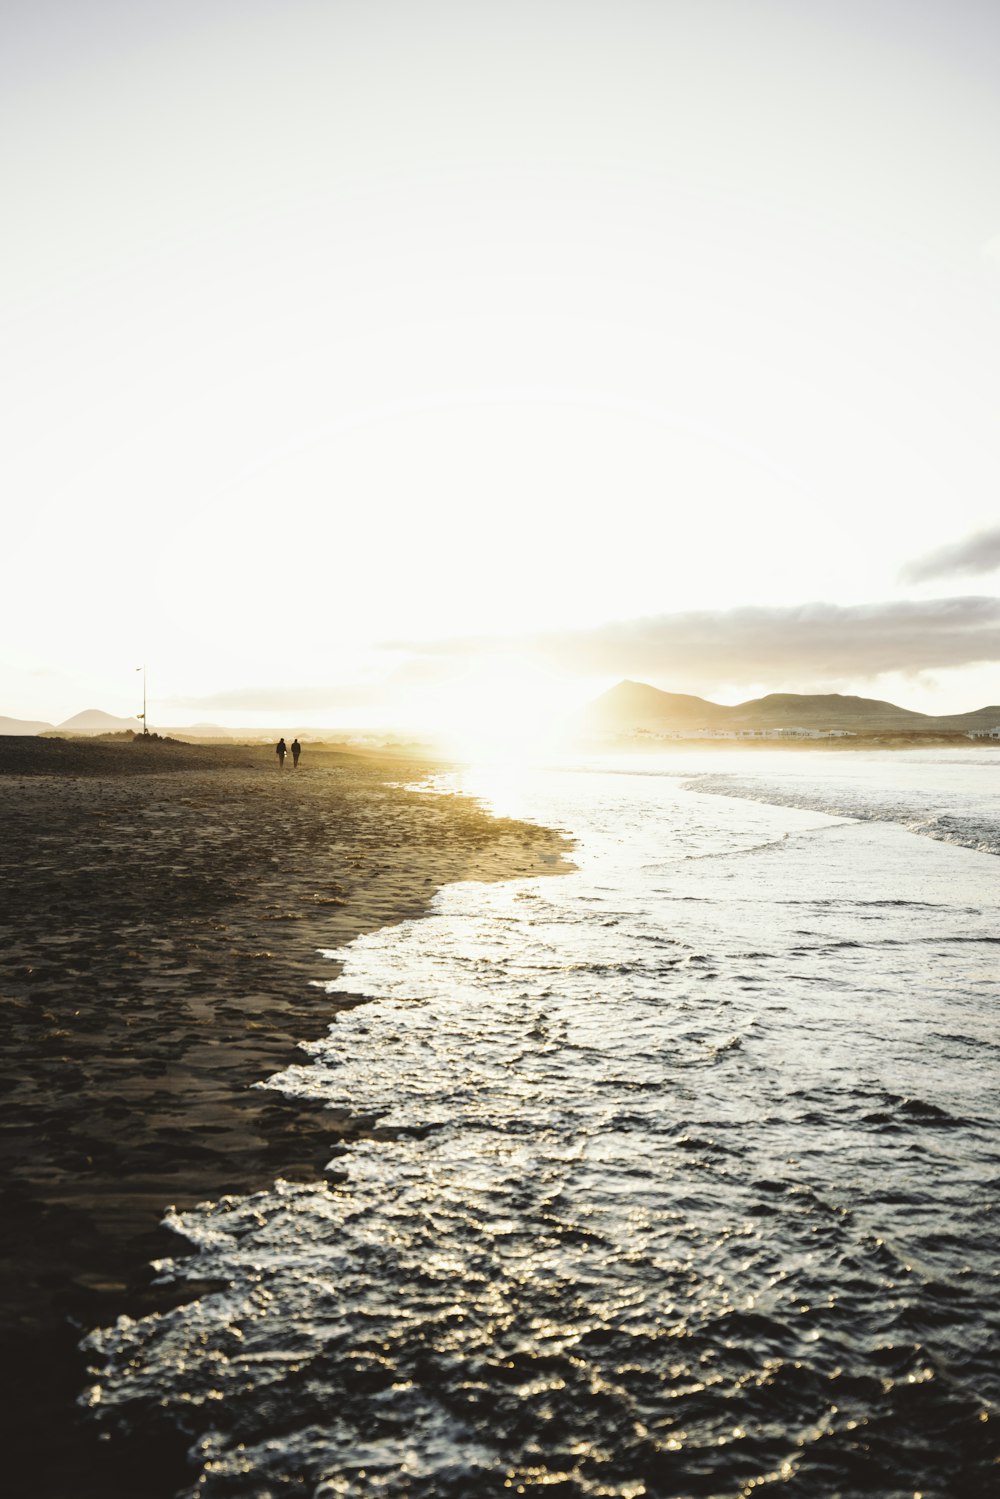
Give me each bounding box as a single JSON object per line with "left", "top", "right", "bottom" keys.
{"left": 901, "top": 527, "right": 1000, "bottom": 583}
{"left": 534, "top": 597, "right": 1000, "bottom": 682}
{"left": 391, "top": 597, "right": 1000, "bottom": 688}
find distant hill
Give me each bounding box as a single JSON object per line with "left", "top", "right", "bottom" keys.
{"left": 57, "top": 709, "right": 145, "bottom": 734}
{"left": 584, "top": 682, "right": 734, "bottom": 731}
{"left": 18, "top": 710, "right": 350, "bottom": 742}
{"left": 581, "top": 680, "right": 1000, "bottom": 737}
{"left": 726, "top": 692, "right": 929, "bottom": 730}
{"left": 0, "top": 715, "right": 55, "bottom": 735}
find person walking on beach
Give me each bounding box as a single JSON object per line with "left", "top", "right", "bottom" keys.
{"left": 291, "top": 738, "right": 301, "bottom": 768}
{"left": 276, "top": 737, "right": 287, "bottom": 768}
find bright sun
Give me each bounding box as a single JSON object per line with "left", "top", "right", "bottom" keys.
{"left": 405, "top": 658, "right": 574, "bottom": 764}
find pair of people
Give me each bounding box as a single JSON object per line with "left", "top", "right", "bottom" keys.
{"left": 275, "top": 737, "right": 301, "bottom": 768}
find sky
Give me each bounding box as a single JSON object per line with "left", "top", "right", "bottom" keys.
{"left": 3, "top": 0, "right": 999, "bottom": 738}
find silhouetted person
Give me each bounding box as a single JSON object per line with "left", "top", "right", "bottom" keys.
{"left": 291, "top": 738, "right": 301, "bottom": 768}
{"left": 276, "top": 737, "right": 287, "bottom": 768}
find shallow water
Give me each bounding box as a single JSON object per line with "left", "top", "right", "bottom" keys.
{"left": 84, "top": 750, "right": 1000, "bottom": 1497}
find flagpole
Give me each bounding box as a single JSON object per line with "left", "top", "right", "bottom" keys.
{"left": 136, "top": 664, "right": 148, "bottom": 735}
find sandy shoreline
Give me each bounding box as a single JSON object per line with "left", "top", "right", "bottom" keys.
{"left": 0, "top": 736, "right": 571, "bottom": 1497}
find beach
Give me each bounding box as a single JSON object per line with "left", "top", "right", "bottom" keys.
{"left": 0, "top": 736, "right": 570, "bottom": 1497}
{"left": 77, "top": 747, "right": 999, "bottom": 1498}
{"left": 4, "top": 740, "right": 997, "bottom": 1498}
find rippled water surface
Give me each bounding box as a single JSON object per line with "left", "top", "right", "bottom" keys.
{"left": 86, "top": 750, "right": 1000, "bottom": 1497}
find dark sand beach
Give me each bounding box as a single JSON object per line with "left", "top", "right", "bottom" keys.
{"left": 0, "top": 736, "right": 570, "bottom": 1497}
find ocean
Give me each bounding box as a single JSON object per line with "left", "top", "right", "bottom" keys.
{"left": 84, "top": 748, "right": 1000, "bottom": 1497}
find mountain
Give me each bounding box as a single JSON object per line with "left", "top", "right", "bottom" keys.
{"left": 581, "top": 681, "right": 1000, "bottom": 737}
{"left": 581, "top": 681, "right": 733, "bottom": 732}
{"left": 0, "top": 715, "right": 55, "bottom": 735}
{"left": 56, "top": 708, "right": 145, "bottom": 734}
{"left": 3, "top": 709, "right": 336, "bottom": 742}
{"left": 726, "top": 693, "right": 929, "bottom": 730}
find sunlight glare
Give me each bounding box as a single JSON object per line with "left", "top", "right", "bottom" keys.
{"left": 414, "top": 658, "right": 570, "bottom": 767}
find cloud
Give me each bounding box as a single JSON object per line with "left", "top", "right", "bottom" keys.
{"left": 396, "top": 597, "right": 1000, "bottom": 689}
{"left": 166, "top": 685, "right": 386, "bottom": 714}
{"left": 900, "top": 527, "right": 1000, "bottom": 583}
{"left": 167, "top": 598, "right": 1000, "bottom": 717}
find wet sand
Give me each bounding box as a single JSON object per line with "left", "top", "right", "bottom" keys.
{"left": 0, "top": 736, "right": 570, "bottom": 1497}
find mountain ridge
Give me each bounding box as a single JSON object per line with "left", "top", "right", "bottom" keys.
{"left": 57, "top": 708, "right": 146, "bottom": 733}
{"left": 582, "top": 680, "right": 1000, "bottom": 735}
{"left": 0, "top": 715, "right": 56, "bottom": 736}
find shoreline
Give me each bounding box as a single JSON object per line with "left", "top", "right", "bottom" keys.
{"left": 0, "top": 737, "right": 571, "bottom": 1497}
